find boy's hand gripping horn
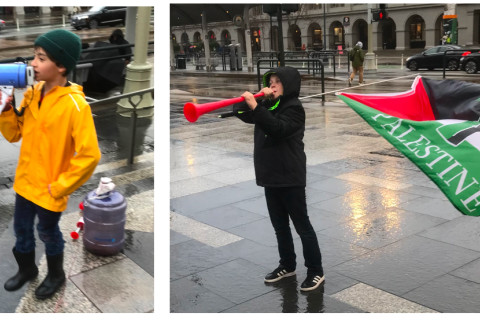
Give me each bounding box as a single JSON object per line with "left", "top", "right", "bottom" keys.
{"left": 183, "top": 92, "right": 264, "bottom": 123}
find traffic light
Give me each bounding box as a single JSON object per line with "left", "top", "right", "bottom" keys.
{"left": 371, "top": 5, "right": 388, "bottom": 22}
{"left": 379, "top": 4, "right": 388, "bottom": 20}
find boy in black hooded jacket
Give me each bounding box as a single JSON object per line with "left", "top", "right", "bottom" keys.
{"left": 234, "top": 66, "right": 324, "bottom": 291}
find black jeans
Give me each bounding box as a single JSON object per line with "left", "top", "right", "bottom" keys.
{"left": 265, "top": 186, "right": 323, "bottom": 276}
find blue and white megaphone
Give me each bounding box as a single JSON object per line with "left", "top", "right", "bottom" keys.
{"left": 0, "top": 63, "right": 35, "bottom": 114}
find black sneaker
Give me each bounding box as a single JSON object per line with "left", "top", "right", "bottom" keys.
{"left": 300, "top": 274, "right": 325, "bottom": 291}
{"left": 264, "top": 266, "right": 296, "bottom": 283}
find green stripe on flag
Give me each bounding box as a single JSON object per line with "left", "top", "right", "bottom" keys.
{"left": 338, "top": 95, "right": 480, "bottom": 217}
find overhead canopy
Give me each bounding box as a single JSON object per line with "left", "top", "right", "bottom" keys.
{"left": 170, "top": 3, "right": 256, "bottom": 27}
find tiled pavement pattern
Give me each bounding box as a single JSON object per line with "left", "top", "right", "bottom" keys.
{"left": 170, "top": 92, "right": 480, "bottom": 313}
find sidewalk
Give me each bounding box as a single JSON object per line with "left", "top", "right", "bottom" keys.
{"left": 170, "top": 69, "right": 480, "bottom": 313}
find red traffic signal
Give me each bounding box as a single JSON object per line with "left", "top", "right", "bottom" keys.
{"left": 379, "top": 9, "right": 387, "bottom": 20}
{"left": 372, "top": 9, "right": 387, "bottom": 22}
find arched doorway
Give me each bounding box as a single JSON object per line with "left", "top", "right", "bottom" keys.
{"left": 307, "top": 23, "right": 323, "bottom": 50}
{"left": 379, "top": 18, "right": 396, "bottom": 49}
{"left": 181, "top": 32, "right": 190, "bottom": 54}
{"left": 351, "top": 19, "right": 368, "bottom": 50}
{"left": 406, "top": 15, "right": 426, "bottom": 49}
{"left": 288, "top": 24, "right": 302, "bottom": 51}
{"left": 207, "top": 30, "right": 219, "bottom": 52}
{"left": 220, "top": 30, "right": 231, "bottom": 47}
{"left": 330, "top": 21, "right": 345, "bottom": 50}
{"left": 193, "top": 31, "right": 202, "bottom": 48}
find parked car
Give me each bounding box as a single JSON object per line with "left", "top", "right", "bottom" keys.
{"left": 71, "top": 6, "right": 126, "bottom": 30}
{"left": 405, "top": 45, "right": 466, "bottom": 71}
{"left": 459, "top": 51, "right": 480, "bottom": 74}
{"left": 0, "top": 19, "right": 5, "bottom": 31}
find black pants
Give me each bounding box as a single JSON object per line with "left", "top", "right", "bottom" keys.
{"left": 265, "top": 186, "right": 323, "bottom": 276}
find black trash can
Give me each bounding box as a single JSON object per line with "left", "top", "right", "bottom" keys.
{"left": 176, "top": 54, "right": 186, "bottom": 69}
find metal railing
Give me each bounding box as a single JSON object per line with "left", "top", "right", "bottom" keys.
{"left": 256, "top": 59, "right": 325, "bottom": 103}
{"left": 89, "top": 87, "right": 154, "bottom": 165}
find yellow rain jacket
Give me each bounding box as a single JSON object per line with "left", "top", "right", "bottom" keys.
{"left": 0, "top": 82, "right": 101, "bottom": 212}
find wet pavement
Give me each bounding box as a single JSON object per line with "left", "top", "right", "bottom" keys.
{"left": 170, "top": 63, "right": 480, "bottom": 313}
{"left": 0, "top": 21, "right": 155, "bottom": 313}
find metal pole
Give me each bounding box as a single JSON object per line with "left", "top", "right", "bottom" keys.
{"left": 323, "top": 4, "right": 326, "bottom": 50}
{"left": 276, "top": 5, "right": 285, "bottom": 67}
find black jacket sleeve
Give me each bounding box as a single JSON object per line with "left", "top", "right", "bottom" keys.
{"left": 252, "top": 103, "right": 305, "bottom": 139}
{"left": 233, "top": 101, "right": 255, "bottom": 124}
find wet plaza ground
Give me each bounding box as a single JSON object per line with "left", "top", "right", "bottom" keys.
{"left": 170, "top": 65, "right": 480, "bottom": 313}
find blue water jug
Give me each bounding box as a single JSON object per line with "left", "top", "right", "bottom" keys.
{"left": 82, "top": 189, "right": 127, "bottom": 256}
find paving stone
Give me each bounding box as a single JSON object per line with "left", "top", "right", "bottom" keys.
{"left": 450, "top": 257, "right": 480, "bottom": 284}
{"left": 396, "top": 196, "right": 461, "bottom": 220}
{"left": 170, "top": 239, "right": 234, "bottom": 280}
{"left": 223, "top": 277, "right": 363, "bottom": 313}
{"left": 404, "top": 274, "right": 480, "bottom": 313}
{"left": 193, "top": 258, "right": 277, "bottom": 305}
{"left": 332, "top": 283, "right": 437, "bottom": 313}
{"left": 420, "top": 215, "right": 480, "bottom": 252}
{"left": 123, "top": 230, "right": 154, "bottom": 277}
{"left": 170, "top": 212, "right": 242, "bottom": 248}
{"left": 170, "top": 185, "right": 259, "bottom": 215}
{"left": 227, "top": 217, "right": 279, "bottom": 247}
{"left": 333, "top": 235, "right": 480, "bottom": 296}
{"left": 194, "top": 204, "right": 265, "bottom": 230}
{"left": 170, "top": 276, "right": 235, "bottom": 312}
{"left": 319, "top": 208, "right": 447, "bottom": 250}
{"left": 70, "top": 258, "right": 153, "bottom": 313}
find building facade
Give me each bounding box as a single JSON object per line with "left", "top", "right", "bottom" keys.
{"left": 171, "top": 3, "right": 480, "bottom": 54}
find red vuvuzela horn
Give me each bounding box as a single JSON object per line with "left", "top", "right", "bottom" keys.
{"left": 184, "top": 92, "right": 265, "bottom": 123}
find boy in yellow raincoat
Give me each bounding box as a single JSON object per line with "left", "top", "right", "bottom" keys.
{"left": 0, "top": 29, "right": 101, "bottom": 299}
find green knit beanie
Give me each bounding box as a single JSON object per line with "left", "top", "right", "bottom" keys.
{"left": 34, "top": 29, "right": 81, "bottom": 74}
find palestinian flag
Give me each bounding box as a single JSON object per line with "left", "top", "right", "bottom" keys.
{"left": 337, "top": 76, "right": 480, "bottom": 217}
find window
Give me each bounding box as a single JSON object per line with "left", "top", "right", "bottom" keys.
{"left": 334, "top": 27, "right": 343, "bottom": 43}
{"left": 410, "top": 23, "right": 423, "bottom": 40}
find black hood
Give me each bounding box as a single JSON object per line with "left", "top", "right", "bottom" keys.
{"left": 262, "top": 66, "right": 301, "bottom": 99}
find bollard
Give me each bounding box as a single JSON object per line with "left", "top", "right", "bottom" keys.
{"left": 401, "top": 54, "right": 404, "bottom": 70}
{"left": 16, "top": 18, "right": 19, "bottom": 31}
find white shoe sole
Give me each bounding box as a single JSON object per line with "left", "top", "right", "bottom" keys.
{"left": 300, "top": 275, "right": 325, "bottom": 291}
{"left": 264, "top": 271, "right": 296, "bottom": 283}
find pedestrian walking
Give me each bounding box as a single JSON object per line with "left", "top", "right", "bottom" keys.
{"left": 233, "top": 66, "right": 325, "bottom": 292}
{"left": 0, "top": 29, "right": 101, "bottom": 300}
{"left": 349, "top": 41, "right": 365, "bottom": 85}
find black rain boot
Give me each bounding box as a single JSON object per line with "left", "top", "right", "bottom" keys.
{"left": 34, "top": 252, "right": 66, "bottom": 300}
{"left": 4, "top": 247, "right": 39, "bottom": 291}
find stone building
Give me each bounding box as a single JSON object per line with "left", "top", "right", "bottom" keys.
{"left": 171, "top": 3, "right": 480, "bottom": 54}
